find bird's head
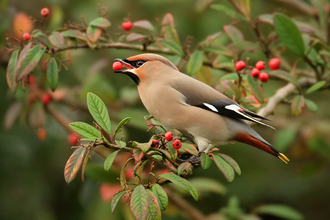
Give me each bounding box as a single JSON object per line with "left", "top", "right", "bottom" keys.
{"left": 113, "top": 53, "right": 179, "bottom": 85}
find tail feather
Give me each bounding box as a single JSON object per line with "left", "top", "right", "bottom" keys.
{"left": 234, "top": 133, "right": 289, "bottom": 164}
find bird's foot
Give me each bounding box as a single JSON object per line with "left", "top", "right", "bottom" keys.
{"left": 177, "top": 154, "right": 201, "bottom": 166}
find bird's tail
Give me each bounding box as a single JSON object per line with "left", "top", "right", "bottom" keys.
{"left": 234, "top": 133, "right": 289, "bottom": 164}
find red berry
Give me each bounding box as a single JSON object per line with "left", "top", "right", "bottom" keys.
{"left": 112, "top": 61, "right": 122, "bottom": 71}
{"left": 68, "top": 133, "right": 80, "bottom": 145}
{"left": 165, "top": 131, "right": 173, "bottom": 141}
{"left": 259, "top": 72, "right": 269, "bottom": 82}
{"left": 122, "top": 21, "right": 132, "bottom": 31}
{"left": 235, "top": 61, "right": 246, "bottom": 71}
{"left": 23, "top": 33, "right": 30, "bottom": 41}
{"left": 41, "top": 93, "right": 52, "bottom": 106}
{"left": 255, "top": 61, "right": 265, "bottom": 70}
{"left": 41, "top": 8, "right": 49, "bottom": 17}
{"left": 269, "top": 58, "right": 280, "bottom": 70}
{"left": 251, "top": 68, "right": 260, "bottom": 78}
{"left": 152, "top": 139, "right": 159, "bottom": 148}
{"left": 37, "top": 128, "right": 47, "bottom": 140}
{"left": 28, "top": 75, "right": 36, "bottom": 86}
{"left": 172, "top": 139, "right": 182, "bottom": 149}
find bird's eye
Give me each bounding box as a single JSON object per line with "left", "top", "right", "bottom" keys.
{"left": 136, "top": 60, "right": 145, "bottom": 67}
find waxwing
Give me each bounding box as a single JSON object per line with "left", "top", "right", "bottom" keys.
{"left": 113, "top": 53, "right": 289, "bottom": 163}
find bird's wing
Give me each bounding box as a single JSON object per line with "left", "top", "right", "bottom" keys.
{"left": 169, "top": 75, "right": 274, "bottom": 129}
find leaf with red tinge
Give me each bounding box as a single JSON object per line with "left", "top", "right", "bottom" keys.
{"left": 16, "top": 44, "right": 45, "bottom": 81}
{"left": 49, "top": 32, "right": 64, "bottom": 48}
{"left": 158, "top": 173, "right": 198, "bottom": 200}
{"left": 187, "top": 50, "right": 204, "bottom": 75}
{"left": 126, "top": 33, "right": 147, "bottom": 42}
{"left": 137, "top": 142, "right": 151, "bottom": 152}
{"left": 86, "top": 26, "right": 102, "bottom": 43}
{"left": 47, "top": 57, "right": 58, "bottom": 92}
{"left": 64, "top": 147, "right": 86, "bottom": 184}
{"left": 219, "top": 153, "right": 241, "bottom": 175}
{"left": 133, "top": 148, "right": 144, "bottom": 162}
{"left": 212, "top": 153, "right": 235, "bottom": 182}
{"left": 61, "top": 30, "right": 87, "bottom": 41}
{"left": 111, "top": 191, "right": 127, "bottom": 214}
{"left": 133, "top": 20, "right": 155, "bottom": 31}
{"left": 291, "top": 95, "right": 305, "bottom": 115}
{"left": 201, "top": 153, "right": 212, "bottom": 170}
{"left": 15, "top": 42, "right": 32, "bottom": 79}
{"left": 224, "top": 25, "right": 244, "bottom": 51}
{"left": 246, "top": 74, "right": 265, "bottom": 103}
{"left": 89, "top": 17, "right": 111, "bottom": 28}
{"left": 146, "top": 189, "right": 162, "bottom": 220}
{"left": 130, "top": 185, "right": 149, "bottom": 220}
{"left": 104, "top": 150, "right": 119, "bottom": 171}
{"left": 177, "top": 162, "right": 192, "bottom": 175}
{"left": 181, "top": 143, "right": 199, "bottom": 156}
{"left": 81, "top": 148, "right": 92, "bottom": 182}
{"left": 120, "top": 158, "right": 133, "bottom": 189}
{"left": 162, "top": 13, "right": 181, "bottom": 45}
{"left": 6, "top": 50, "right": 19, "bottom": 92}
{"left": 4, "top": 102, "right": 23, "bottom": 130}
{"left": 151, "top": 184, "right": 168, "bottom": 211}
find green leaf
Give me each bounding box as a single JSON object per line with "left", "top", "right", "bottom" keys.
{"left": 187, "top": 50, "right": 204, "bottom": 75}
{"left": 104, "top": 150, "right": 119, "bottom": 171}
{"left": 151, "top": 184, "right": 168, "bottom": 211}
{"left": 49, "top": 31, "right": 64, "bottom": 48}
{"left": 120, "top": 158, "right": 133, "bottom": 188}
{"left": 274, "top": 13, "right": 305, "bottom": 57}
{"left": 161, "top": 39, "right": 184, "bottom": 57}
{"left": 116, "top": 140, "right": 126, "bottom": 148}
{"left": 246, "top": 74, "right": 264, "bottom": 103}
{"left": 81, "top": 148, "right": 92, "bottom": 182}
{"left": 130, "top": 185, "right": 149, "bottom": 220}
{"left": 46, "top": 57, "right": 58, "bottom": 92}
{"left": 146, "top": 190, "right": 162, "bottom": 220}
{"left": 69, "top": 122, "right": 101, "bottom": 139}
{"left": 219, "top": 154, "right": 241, "bottom": 175}
{"left": 274, "top": 127, "right": 297, "bottom": 152}
{"left": 158, "top": 173, "right": 198, "bottom": 200}
{"left": 64, "top": 147, "right": 86, "bottom": 184}
{"left": 89, "top": 17, "right": 111, "bottom": 28}
{"left": 161, "top": 13, "right": 181, "bottom": 45}
{"left": 133, "top": 20, "right": 155, "bottom": 31}
{"left": 87, "top": 92, "right": 111, "bottom": 134}
{"left": 177, "top": 162, "right": 192, "bottom": 175}
{"left": 305, "top": 80, "right": 326, "bottom": 94}
{"left": 212, "top": 153, "right": 235, "bottom": 182}
{"left": 6, "top": 50, "right": 19, "bottom": 92}
{"left": 211, "top": 4, "right": 236, "bottom": 17}
{"left": 201, "top": 153, "right": 212, "bottom": 170}
{"left": 224, "top": 25, "right": 244, "bottom": 51}
{"left": 86, "top": 26, "right": 102, "bottom": 43}
{"left": 220, "top": 73, "right": 238, "bottom": 81}
{"left": 111, "top": 191, "right": 127, "bottom": 214}
{"left": 114, "top": 117, "right": 131, "bottom": 136}
{"left": 291, "top": 95, "right": 305, "bottom": 115}
{"left": 137, "top": 142, "right": 151, "bottom": 152}
{"left": 255, "top": 204, "right": 303, "bottom": 220}
{"left": 181, "top": 143, "right": 199, "bottom": 156}
{"left": 312, "top": 0, "right": 327, "bottom": 31}
{"left": 270, "top": 70, "right": 301, "bottom": 90}
{"left": 16, "top": 44, "right": 45, "bottom": 80}
{"left": 305, "top": 98, "right": 318, "bottom": 112}
{"left": 61, "top": 30, "right": 87, "bottom": 41}
{"left": 189, "top": 178, "right": 226, "bottom": 195}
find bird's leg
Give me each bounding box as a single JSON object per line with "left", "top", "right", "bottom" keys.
{"left": 177, "top": 153, "right": 201, "bottom": 165}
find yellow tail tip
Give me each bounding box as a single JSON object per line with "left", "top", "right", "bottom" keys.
{"left": 278, "top": 153, "right": 289, "bottom": 164}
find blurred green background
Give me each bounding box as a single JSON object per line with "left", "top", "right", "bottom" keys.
{"left": 1, "top": 0, "right": 330, "bottom": 219}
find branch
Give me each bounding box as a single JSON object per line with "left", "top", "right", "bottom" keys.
{"left": 256, "top": 77, "right": 316, "bottom": 118}
{"left": 164, "top": 187, "right": 206, "bottom": 220}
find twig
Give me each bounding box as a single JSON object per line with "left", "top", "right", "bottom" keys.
{"left": 164, "top": 186, "right": 206, "bottom": 220}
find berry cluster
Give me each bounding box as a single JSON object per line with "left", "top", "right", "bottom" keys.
{"left": 151, "top": 131, "right": 182, "bottom": 155}
{"left": 235, "top": 58, "right": 281, "bottom": 83}
{"left": 22, "top": 8, "right": 50, "bottom": 42}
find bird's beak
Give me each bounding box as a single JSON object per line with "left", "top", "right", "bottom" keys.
{"left": 114, "top": 58, "right": 136, "bottom": 74}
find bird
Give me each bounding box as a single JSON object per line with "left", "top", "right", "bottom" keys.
{"left": 113, "top": 53, "right": 289, "bottom": 164}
